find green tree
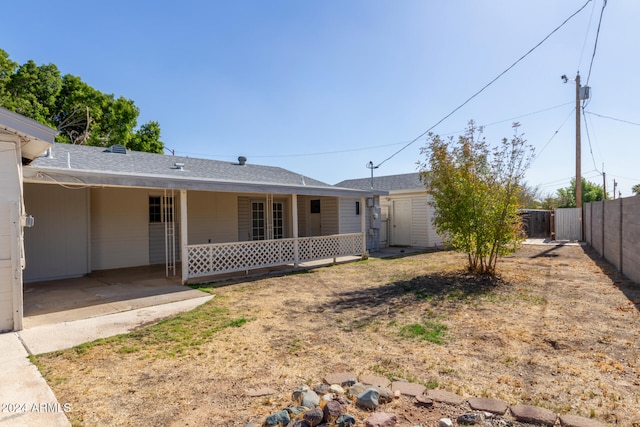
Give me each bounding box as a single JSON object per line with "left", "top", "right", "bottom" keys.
{"left": 129, "top": 121, "right": 163, "bottom": 153}
{"left": 632, "top": 184, "right": 640, "bottom": 195}
{"left": 419, "top": 122, "right": 533, "bottom": 275}
{"left": 0, "top": 49, "right": 163, "bottom": 153}
{"left": 556, "top": 178, "right": 605, "bottom": 207}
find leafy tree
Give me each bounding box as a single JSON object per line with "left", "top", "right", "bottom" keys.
{"left": 419, "top": 121, "right": 533, "bottom": 275}
{"left": 556, "top": 178, "right": 605, "bottom": 207}
{"left": 517, "top": 182, "right": 543, "bottom": 209}
{"left": 0, "top": 49, "right": 163, "bottom": 153}
{"left": 632, "top": 184, "right": 640, "bottom": 195}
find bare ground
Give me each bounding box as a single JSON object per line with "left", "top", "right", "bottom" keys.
{"left": 34, "top": 244, "right": 640, "bottom": 426}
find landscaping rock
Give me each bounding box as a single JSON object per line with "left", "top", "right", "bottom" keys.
{"left": 303, "top": 408, "right": 323, "bottom": 427}
{"left": 246, "top": 387, "right": 277, "bottom": 397}
{"left": 559, "top": 414, "right": 608, "bottom": 427}
{"left": 360, "top": 374, "right": 391, "bottom": 388}
{"left": 266, "top": 409, "right": 291, "bottom": 426}
{"left": 329, "top": 384, "right": 345, "bottom": 394}
{"left": 313, "top": 383, "right": 330, "bottom": 395}
{"left": 357, "top": 388, "right": 380, "bottom": 410}
{"left": 324, "top": 372, "right": 357, "bottom": 386}
{"left": 415, "top": 394, "right": 433, "bottom": 407}
{"left": 457, "top": 413, "right": 481, "bottom": 425}
{"left": 365, "top": 412, "right": 397, "bottom": 427}
{"left": 347, "top": 382, "right": 368, "bottom": 397}
{"left": 427, "top": 389, "right": 465, "bottom": 405}
{"left": 374, "top": 385, "right": 394, "bottom": 403}
{"left": 336, "top": 414, "right": 357, "bottom": 427}
{"left": 391, "top": 381, "right": 426, "bottom": 397}
{"left": 287, "top": 406, "right": 307, "bottom": 415}
{"left": 510, "top": 404, "right": 557, "bottom": 426}
{"left": 438, "top": 419, "right": 454, "bottom": 427}
{"left": 467, "top": 397, "right": 508, "bottom": 415}
{"left": 322, "top": 400, "right": 344, "bottom": 423}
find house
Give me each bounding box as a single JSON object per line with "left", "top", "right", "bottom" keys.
{"left": 1, "top": 106, "right": 384, "bottom": 332}
{"left": 0, "top": 108, "right": 56, "bottom": 332}
{"left": 336, "top": 172, "right": 443, "bottom": 248}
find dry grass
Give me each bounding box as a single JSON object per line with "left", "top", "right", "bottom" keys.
{"left": 34, "top": 245, "right": 640, "bottom": 426}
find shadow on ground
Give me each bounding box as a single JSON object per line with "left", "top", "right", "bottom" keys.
{"left": 581, "top": 244, "right": 640, "bottom": 313}
{"left": 320, "top": 270, "right": 502, "bottom": 317}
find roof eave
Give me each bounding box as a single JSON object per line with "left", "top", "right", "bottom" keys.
{"left": 23, "top": 166, "right": 385, "bottom": 197}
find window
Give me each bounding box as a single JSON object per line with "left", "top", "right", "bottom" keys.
{"left": 310, "top": 199, "right": 320, "bottom": 214}
{"left": 251, "top": 202, "right": 265, "bottom": 241}
{"left": 273, "top": 202, "right": 283, "bottom": 239}
{"left": 251, "top": 201, "right": 284, "bottom": 240}
{"left": 356, "top": 201, "right": 360, "bottom": 215}
{"left": 149, "top": 196, "right": 174, "bottom": 223}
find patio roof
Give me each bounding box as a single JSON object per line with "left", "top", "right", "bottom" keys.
{"left": 24, "top": 143, "right": 379, "bottom": 197}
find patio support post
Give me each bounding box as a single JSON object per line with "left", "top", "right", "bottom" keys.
{"left": 361, "top": 196, "right": 366, "bottom": 257}
{"left": 10, "top": 202, "right": 23, "bottom": 330}
{"left": 292, "top": 194, "right": 299, "bottom": 267}
{"left": 180, "top": 189, "right": 188, "bottom": 284}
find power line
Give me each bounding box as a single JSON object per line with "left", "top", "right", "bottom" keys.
{"left": 582, "top": 107, "right": 600, "bottom": 172}
{"left": 531, "top": 106, "right": 575, "bottom": 165}
{"left": 585, "top": 0, "right": 608, "bottom": 86}
{"left": 374, "top": 0, "right": 594, "bottom": 169}
{"left": 585, "top": 111, "right": 640, "bottom": 127}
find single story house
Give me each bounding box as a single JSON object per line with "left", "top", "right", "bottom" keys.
{"left": 1, "top": 107, "right": 384, "bottom": 332}
{"left": 336, "top": 172, "right": 443, "bottom": 248}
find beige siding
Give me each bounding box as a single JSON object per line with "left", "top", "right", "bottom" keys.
{"left": 188, "top": 191, "right": 238, "bottom": 244}
{"left": 426, "top": 195, "right": 443, "bottom": 246}
{"left": 320, "top": 197, "right": 339, "bottom": 235}
{"left": 411, "top": 196, "right": 429, "bottom": 247}
{"left": 23, "top": 184, "right": 90, "bottom": 281}
{"left": 238, "top": 196, "right": 251, "bottom": 241}
{"left": 0, "top": 139, "right": 21, "bottom": 331}
{"left": 297, "top": 196, "right": 308, "bottom": 237}
{"left": 91, "top": 187, "right": 149, "bottom": 269}
{"left": 339, "top": 197, "right": 362, "bottom": 234}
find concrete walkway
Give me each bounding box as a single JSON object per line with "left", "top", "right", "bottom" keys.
{"left": 1, "top": 295, "right": 213, "bottom": 427}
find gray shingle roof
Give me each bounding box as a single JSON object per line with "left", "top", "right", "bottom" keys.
{"left": 336, "top": 172, "right": 424, "bottom": 191}
{"left": 26, "top": 143, "right": 372, "bottom": 197}
{"left": 30, "top": 143, "right": 330, "bottom": 186}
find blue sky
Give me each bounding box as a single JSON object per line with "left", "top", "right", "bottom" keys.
{"left": 4, "top": 0, "right": 638, "bottom": 196}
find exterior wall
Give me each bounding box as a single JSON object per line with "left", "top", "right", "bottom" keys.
{"left": 90, "top": 187, "right": 149, "bottom": 270}
{"left": 0, "top": 138, "right": 21, "bottom": 331}
{"left": 585, "top": 197, "right": 640, "bottom": 285}
{"left": 237, "top": 194, "right": 291, "bottom": 241}
{"left": 189, "top": 191, "right": 238, "bottom": 244}
{"left": 380, "top": 191, "right": 441, "bottom": 247}
{"left": 23, "top": 184, "right": 90, "bottom": 282}
{"left": 320, "top": 197, "right": 339, "bottom": 235}
{"left": 339, "top": 197, "right": 362, "bottom": 234}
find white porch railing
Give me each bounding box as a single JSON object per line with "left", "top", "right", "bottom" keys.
{"left": 187, "top": 233, "right": 364, "bottom": 279}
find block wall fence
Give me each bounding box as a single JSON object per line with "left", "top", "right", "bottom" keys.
{"left": 584, "top": 196, "right": 640, "bottom": 284}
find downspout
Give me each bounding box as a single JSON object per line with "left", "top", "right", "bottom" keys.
{"left": 180, "top": 190, "right": 188, "bottom": 284}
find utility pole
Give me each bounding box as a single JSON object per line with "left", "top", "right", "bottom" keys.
{"left": 575, "top": 73, "right": 582, "bottom": 209}
{"left": 602, "top": 171, "right": 606, "bottom": 200}
{"left": 367, "top": 161, "right": 379, "bottom": 190}
{"left": 613, "top": 179, "right": 617, "bottom": 199}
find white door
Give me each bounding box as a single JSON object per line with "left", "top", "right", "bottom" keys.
{"left": 392, "top": 200, "right": 412, "bottom": 246}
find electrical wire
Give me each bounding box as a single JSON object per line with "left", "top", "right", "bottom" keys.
{"left": 374, "top": 0, "right": 594, "bottom": 169}
{"left": 582, "top": 107, "right": 600, "bottom": 172}
{"left": 530, "top": 107, "right": 575, "bottom": 165}
{"left": 578, "top": 0, "right": 598, "bottom": 67}
{"left": 585, "top": 111, "right": 640, "bottom": 127}
{"left": 585, "top": 0, "right": 607, "bottom": 86}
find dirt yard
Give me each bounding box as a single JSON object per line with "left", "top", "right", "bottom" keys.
{"left": 34, "top": 244, "right": 640, "bottom": 426}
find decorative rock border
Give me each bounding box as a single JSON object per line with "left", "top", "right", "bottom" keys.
{"left": 245, "top": 371, "right": 608, "bottom": 427}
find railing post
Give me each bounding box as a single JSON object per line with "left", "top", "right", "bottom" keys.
{"left": 360, "top": 196, "right": 367, "bottom": 257}
{"left": 292, "top": 194, "right": 299, "bottom": 267}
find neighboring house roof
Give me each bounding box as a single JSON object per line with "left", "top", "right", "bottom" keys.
{"left": 24, "top": 143, "right": 374, "bottom": 197}
{"left": 336, "top": 172, "right": 425, "bottom": 192}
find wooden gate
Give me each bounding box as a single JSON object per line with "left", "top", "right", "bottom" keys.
{"left": 519, "top": 210, "right": 551, "bottom": 238}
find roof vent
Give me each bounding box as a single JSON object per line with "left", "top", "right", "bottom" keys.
{"left": 238, "top": 156, "right": 247, "bottom": 166}
{"left": 174, "top": 162, "right": 185, "bottom": 171}
{"left": 105, "top": 144, "right": 127, "bottom": 154}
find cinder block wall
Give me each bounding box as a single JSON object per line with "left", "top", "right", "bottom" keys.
{"left": 586, "top": 196, "right": 640, "bottom": 284}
